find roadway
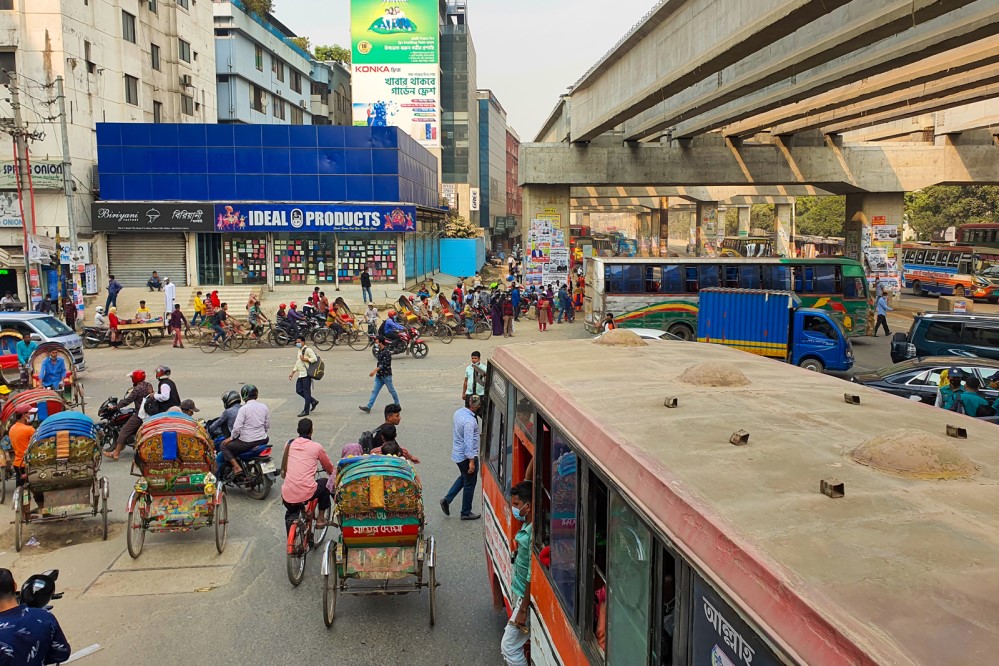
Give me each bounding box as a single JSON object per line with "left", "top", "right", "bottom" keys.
{"left": 0, "top": 317, "right": 582, "bottom": 665}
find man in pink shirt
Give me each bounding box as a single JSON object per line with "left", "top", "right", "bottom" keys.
{"left": 280, "top": 418, "right": 334, "bottom": 528}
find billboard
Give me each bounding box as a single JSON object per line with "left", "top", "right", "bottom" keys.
{"left": 214, "top": 203, "right": 417, "bottom": 233}
{"left": 91, "top": 202, "right": 214, "bottom": 232}
{"left": 351, "top": 0, "right": 440, "bottom": 148}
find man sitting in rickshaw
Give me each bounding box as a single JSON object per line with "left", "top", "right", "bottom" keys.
{"left": 15, "top": 333, "right": 36, "bottom": 384}
{"left": 280, "top": 418, "right": 334, "bottom": 530}
{"left": 38, "top": 349, "right": 66, "bottom": 391}
{"left": 10, "top": 405, "right": 43, "bottom": 513}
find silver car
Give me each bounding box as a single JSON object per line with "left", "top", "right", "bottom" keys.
{"left": 0, "top": 312, "right": 86, "bottom": 370}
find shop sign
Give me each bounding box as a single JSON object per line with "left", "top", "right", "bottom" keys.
{"left": 0, "top": 160, "right": 63, "bottom": 190}
{"left": 84, "top": 264, "right": 98, "bottom": 295}
{"left": 0, "top": 192, "right": 22, "bottom": 228}
{"left": 60, "top": 242, "right": 92, "bottom": 265}
{"left": 27, "top": 234, "right": 56, "bottom": 266}
{"left": 91, "top": 202, "right": 215, "bottom": 232}
{"left": 470, "top": 188, "right": 480, "bottom": 211}
{"left": 214, "top": 203, "right": 417, "bottom": 233}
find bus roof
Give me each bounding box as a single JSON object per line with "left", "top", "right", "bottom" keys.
{"left": 492, "top": 340, "right": 999, "bottom": 666}
{"left": 587, "top": 255, "right": 863, "bottom": 266}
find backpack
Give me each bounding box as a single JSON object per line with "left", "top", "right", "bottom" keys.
{"left": 142, "top": 394, "right": 161, "bottom": 417}
{"left": 306, "top": 348, "right": 324, "bottom": 381}
{"left": 949, "top": 394, "right": 966, "bottom": 415}
{"left": 358, "top": 430, "right": 375, "bottom": 454}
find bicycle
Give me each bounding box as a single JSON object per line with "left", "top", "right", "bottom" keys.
{"left": 197, "top": 327, "right": 249, "bottom": 354}
{"left": 419, "top": 318, "right": 454, "bottom": 344}
{"left": 286, "top": 478, "right": 333, "bottom": 586}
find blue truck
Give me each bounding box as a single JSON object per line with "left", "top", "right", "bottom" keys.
{"left": 696, "top": 288, "right": 854, "bottom": 372}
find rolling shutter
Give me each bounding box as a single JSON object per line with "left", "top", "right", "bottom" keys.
{"left": 107, "top": 233, "right": 188, "bottom": 287}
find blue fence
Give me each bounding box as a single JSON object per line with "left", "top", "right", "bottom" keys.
{"left": 440, "top": 238, "right": 484, "bottom": 278}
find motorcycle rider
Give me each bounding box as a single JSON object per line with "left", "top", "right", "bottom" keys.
{"left": 104, "top": 369, "right": 153, "bottom": 460}
{"left": 378, "top": 310, "right": 406, "bottom": 350}
{"left": 208, "top": 390, "right": 242, "bottom": 441}
{"left": 219, "top": 384, "right": 270, "bottom": 477}
{"left": 285, "top": 302, "right": 305, "bottom": 339}
{"left": 94, "top": 305, "right": 108, "bottom": 328}
{"left": 149, "top": 365, "right": 182, "bottom": 414}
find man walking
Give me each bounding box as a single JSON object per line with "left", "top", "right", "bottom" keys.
{"left": 169, "top": 303, "right": 188, "bottom": 348}
{"left": 359, "top": 342, "right": 399, "bottom": 413}
{"left": 163, "top": 277, "right": 176, "bottom": 318}
{"left": 874, "top": 289, "right": 892, "bottom": 336}
{"left": 511, "top": 284, "right": 521, "bottom": 321}
{"left": 288, "top": 335, "right": 319, "bottom": 417}
{"left": 360, "top": 265, "right": 373, "bottom": 304}
{"left": 440, "top": 395, "right": 481, "bottom": 520}
{"left": 105, "top": 274, "right": 122, "bottom": 312}
{"left": 463, "top": 351, "right": 487, "bottom": 405}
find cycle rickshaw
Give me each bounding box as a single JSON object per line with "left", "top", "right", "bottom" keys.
{"left": 0, "top": 388, "right": 66, "bottom": 504}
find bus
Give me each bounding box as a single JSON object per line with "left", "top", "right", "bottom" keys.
{"left": 900, "top": 244, "right": 999, "bottom": 302}
{"left": 956, "top": 222, "right": 999, "bottom": 248}
{"left": 583, "top": 256, "right": 870, "bottom": 339}
{"left": 719, "top": 236, "right": 773, "bottom": 257}
{"left": 481, "top": 338, "right": 999, "bottom": 666}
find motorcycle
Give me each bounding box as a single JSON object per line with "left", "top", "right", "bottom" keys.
{"left": 370, "top": 325, "right": 429, "bottom": 359}
{"left": 211, "top": 433, "right": 278, "bottom": 500}
{"left": 97, "top": 396, "right": 135, "bottom": 451}
{"left": 82, "top": 326, "right": 112, "bottom": 349}
{"left": 19, "top": 569, "right": 62, "bottom": 609}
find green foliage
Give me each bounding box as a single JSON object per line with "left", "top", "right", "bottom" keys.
{"left": 314, "top": 44, "right": 351, "bottom": 65}
{"left": 290, "top": 36, "right": 310, "bottom": 52}
{"left": 795, "top": 196, "right": 846, "bottom": 236}
{"left": 442, "top": 199, "right": 478, "bottom": 238}
{"left": 750, "top": 205, "right": 774, "bottom": 233}
{"left": 905, "top": 186, "right": 999, "bottom": 240}
{"left": 242, "top": 0, "right": 273, "bottom": 17}
{"left": 724, "top": 208, "right": 740, "bottom": 235}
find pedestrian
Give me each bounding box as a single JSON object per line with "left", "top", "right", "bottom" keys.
{"left": 36, "top": 294, "right": 52, "bottom": 313}
{"left": 169, "top": 303, "right": 188, "bottom": 348}
{"left": 359, "top": 340, "right": 400, "bottom": 414}
{"left": 874, "top": 289, "right": 892, "bottom": 336}
{"left": 940, "top": 369, "right": 964, "bottom": 411}
{"left": 364, "top": 302, "right": 379, "bottom": 334}
{"left": 491, "top": 295, "right": 504, "bottom": 337}
{"left": 209, "top": 290, "right": 221, "bottom": 309}
{"left": 105, "top": 274, "right": 122, "bottom": 312}
{"left": 959, "top": 376, "right": 994, "bottom": 417}
{"left": 192, "top": 291, "right": 206, "bottom": 326}
{"left": 440, "top": 395, "right": 481, "bottom": 520}
{"left": 108, "top": 306, "right": 122, "bottom": 349}
{"left": 463, "top": 351, "right": 487, "bottom": 405}
{"left": 462, "top": 298, "right": 475, "bottom": 339}
{"left": 511, "top": 284, "right": 521, "bottom": 321}
{"left": 288, "top": 334, "right": 319, "bottom": 417}
{"left": 360, "top": 265, "right": 373, "bottom": 304}
{"left": 319, "top": 291, "right": 330, "bottom": 316}
{"left": 503, "top": 296, "right": 515, "bottom": 337}
{"left": 556, "top": 285, "right": 569, "bottom": 324}
{"left": 10, "top": 404, "right": 43, "bottom": 512}
{"left": 0, "top": 568, "right": 71, "bottom": 664}
{"left": 163, "top": 277, "right": 176, "bottom": 318}
{"left": 62, "top": 297, "right": 76, "bottom": 331}
{"left": 500, "top": 480, "right": 533, "bottom": 666}
{"left": 537, "top": 294, "right": 551, "bottom": 332}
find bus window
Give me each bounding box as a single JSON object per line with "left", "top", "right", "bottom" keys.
{"left": 813, "top": 265, "right": 837, "bottom": 294}
{"left": 761, "top": 265, "right": 791, "bottom": 290}
{"left": 946, "top": 252, "right": 960, "bottom": 268}
{"left": 698, "top": 265, "right": 720, "bottom": 289}
{"left": 652, "top": 547, "right": 678, "bottom": 666}
{"left": 485, "top": 390, "right": 507, "bottom": 484}
{"left": 662, "top": 265, "right": 683, "bottom": 293}
{"left": 684, "top": 266, "right": 698, "bottom": 292}
{"left": 536, "top": 424, "right": 579, "bottom": 617}
{"left": 604, "top": 265, "right": 643, "bottom": 293}
{"left": 606, "top": 491, "right": 653, "bottom": 665}
{"left": 587, "top": 472, "right": 609, "bottom": 656}
{"left": 738, "top": 265, "right": 761, "bottom": 289}
{"left": 915, "top": 250, "right": 926, "bottom": 263}
{"left": 723, "top": 266, "right": 739, "bottom": 288}
{"left": 792, "top": 266, "right": 804, "bottom": 292}
{"left": 514, "top": 389, "right": 536, "bottom": 446}
{"left": 902, "top": 249, "right": 913, "bottom": 262}
{"left": 645, "top": 266, "right": 662, "bottom": 293}
{"left": 925, "top": 250, "right": 939, "bottom": 265}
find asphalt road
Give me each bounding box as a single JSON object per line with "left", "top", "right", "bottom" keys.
{"left": 0, "top": 317, "right": 584, "bottom": 665}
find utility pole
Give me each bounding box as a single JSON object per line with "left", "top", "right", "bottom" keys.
{"left": 6, "top": 70, "right": 35, "bottom": 304}
{"left": 55, "top": 76, "right": 79, "bottom": 314}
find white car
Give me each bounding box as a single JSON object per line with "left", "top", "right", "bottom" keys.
{"left": 595, "top": 327, "right": 684, "bottom": 341}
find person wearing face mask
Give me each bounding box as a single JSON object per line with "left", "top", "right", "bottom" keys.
{"left": 288, "top": 334, "right": 319, "bottom": 417}
{"left": 10, "top": 405, "right": 44, "bottom": 514}
{"left": 500, "top": 480, "right": 533, "bottom": 666}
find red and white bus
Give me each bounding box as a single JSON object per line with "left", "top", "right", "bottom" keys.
{"left": 481, "top": 337, "right": 999, "bottom": 665}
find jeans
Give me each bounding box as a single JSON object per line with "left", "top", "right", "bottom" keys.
{"left": 366, "top": 374, "right": 399, "bottom": 410}
{"left": 556, "top": 305, "right": 564, "bottom": 323}
{"left": 443, "top": 457, "right": 478, "bottom": 517}
{"left": 874, "top": 314, "right": 890, "bottom": 336}
{"left": 191, "top": 312, "right": 204, "bottom": 326}
{"left": 216, "top": 437, "right": 268, "bottom": 474}
{"left": 501, "top": 596, "right": 530, "bottom": 666}
{"left": 296, "top": 376, "right": 317, "bottom": 413}
{"left": 361, "top": 286, "right": 373, "bottom": 304}
{"left": 212, "top": 324, "right": 225, "bottom": 344}
{"left": 104, "top": 292, "right": 118, "bottom": 312}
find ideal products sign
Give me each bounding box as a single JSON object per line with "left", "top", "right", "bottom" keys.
{"left": 351, "top": 0, "right": 439, "bottom": 65}
{"left": 214, "top": 204, "right": 417, "bottom": 233}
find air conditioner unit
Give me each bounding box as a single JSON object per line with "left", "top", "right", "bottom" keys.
{"left": 90, "top": 164, "right": 100, "bottom": 193}
{"left": 180, "top": 74, "right": 193, "bottom": 88}
{"left": 299, "top": 100, "right": 307, "bottom": 108}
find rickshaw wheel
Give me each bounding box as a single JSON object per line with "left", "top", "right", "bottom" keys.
{"left": 0, "top": 465, "right": 7, "bottom": 505}
{"left": 230, "top": 334, "right": 250, "bottom": 355}
{"left": 323, "top": 544, "right": 338, "bottom": 628}
{"left": 428, "top": 551, "right": 438, "bottom": 626}
{"left": 312, "top": 329, "right": 334, "bottom": 352}
{"left": 126, "top": 495, "right": 146, "bottom": 559}
{"left": 124, "top": 330, "right": 146, "bottom": 349}
{"left": 287, "top": 519, "right": 307, "bottom": 586}
{"left": 313, "top": 504, "right": 332, "bottom": 547}
{"left": 13, "top": 491, "right": 23, "bottom": 553}
{"left": 214, "top": 492, "right": 228, "bottom": 554}
{"left": 348, "top": 331, "right": 369, "bottom": 351}
{"left": 474, "top": 321, "right": 492, "bottom": 340}
{"left": 99, "top": 479, "right": 109, "bottom": 540}
{"left": 434, "top": 324, "right": 454, "bottom": 344}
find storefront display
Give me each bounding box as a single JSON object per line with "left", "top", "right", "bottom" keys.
{"left": 274, "top": 236, "right": 308, "bottom": 285}
{"left": 225, "top": 236, "right": 267, "bottom": 285}
{"left": 338, "top": 236, "right": 398, "bottom": 283}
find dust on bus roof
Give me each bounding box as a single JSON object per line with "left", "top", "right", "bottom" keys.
{"left": 491, "top": 338, "right": 999, "bottom": 664}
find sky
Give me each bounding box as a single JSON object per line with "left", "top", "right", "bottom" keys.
{"left": 277, "top": 0, "right": 659, "bottom": 140}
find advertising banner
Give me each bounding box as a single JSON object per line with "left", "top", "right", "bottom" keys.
{"left": 0, "top": 192, "right": 22, "bottom": 228}
{"left": 351, "top": 0, "right": 440, "bottom": 148}
{"left": 544, "top": 248, "right": 570, "bottom": 285}
{"left": 0, "top": 160, "right": 63, "bottom": 190}
{"left": 214, "top": 203, "right": 417, "bottom": 233}
{"left": 91, "top": 202, "right": 214, "bottom": 232}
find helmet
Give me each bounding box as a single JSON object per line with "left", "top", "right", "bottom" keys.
{"left": 387, "top": 310, "right": 397, "bottom": 318}
{"left": 279, "top": 303, "right": 287, "bottom": 309}
{"left": 240, "top": 383, "right": 258, "bottom": 402}
{"left": 221, "top": 390, "right": 240, "bottom": 409}
{"left": 130, "top": 370, "right": 146, "bottom": 384}
{"left": 155, "top": 365, "right": 171, "bottom": 379}
{"left": 96, "top": 306, "right": 105, "bottom": 315}
{"left": 290, "top": 302, "right": 297, "bottom": 309}
{"left": 408, "top": 295, "right": 415, "bottom": 302}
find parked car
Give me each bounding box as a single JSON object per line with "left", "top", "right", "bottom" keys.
{"left": 852, "top": 356, "right": 999, "bottom": 405}
{"left": 890, "top": 311, "right": 999, "bottom": 363}
{"left": 0, "top": 313, "right": 85, "bottom": 370}
{"left": 595, "top": 327, "right": 684, "bottom": 341}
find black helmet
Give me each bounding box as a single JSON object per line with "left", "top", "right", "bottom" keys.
{"left": 221, "top": 390, "right": 240, "bottom": 409}
{"left": 240, "top": 384, "right": 258, "bottom": 402}
{"left": 155, "top": 365, "right": 171, "bottom": 379}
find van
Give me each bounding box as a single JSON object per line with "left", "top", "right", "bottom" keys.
{"left": 890, "top": 311, "right": 999, "bottom": 363}
{"left": 0, "top": 313, "right": 86, "bottom": 370}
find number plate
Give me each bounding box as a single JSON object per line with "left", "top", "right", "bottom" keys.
{"left": 260, "top": 461, "right": 277, "bottom": 475}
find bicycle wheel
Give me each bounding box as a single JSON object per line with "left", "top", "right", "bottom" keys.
{"left": 230, "top": 334, "right": 250, "bottom": 354}
{"left": 287, "top": 519, "right": 307, "bottom": 587}
{"left": 474, "top": 321, "right": 492, "bottom": 340}
{"left": 348, "top": 331, "right": 370, "bottom": 351}
{"left": 313, "top": 504, "right": 332, "bottom": 546}
{"left": 185, "top": 326, "right": 206, "bottom": 345}
{"left": 322, "top": 543, "right": 338, "bottom": 628}
{"left": 198, "top": 333, "right": 218, "bottom": 353}
{"left": 312, "top": 329, "right": 335, "bottom": 352}
{"left": 433, "top": 323, "right": 454, "bottom": 344}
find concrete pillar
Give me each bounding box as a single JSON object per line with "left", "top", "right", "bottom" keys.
{"left": 844, "top": 192, "right": 905, "bottom": 296}
{"left": 774, "top": 203, "right": 793, "bottom": 257}
{"left": 737, "top": 206, "right": 751, "bottom": 237}
{"left": 655, "top": 200, "right": 668, "bottom": 256}
{"left": 695, "top": 201, "right": 718, "bottom": 257}
{"left": 581, "top": 212, "right": 591, "bottom": 231}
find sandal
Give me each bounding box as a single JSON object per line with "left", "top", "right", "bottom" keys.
{"left": 102, "top": 451, "right": 119, "bottom": 460}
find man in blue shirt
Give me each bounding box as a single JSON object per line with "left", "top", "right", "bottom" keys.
{"left": 0, "top": 568, "right": 70, "bottom": 665}
{"left": 378, "top": 311, "right": 406, "bottom": 347}
{"left": 874, "top": 289, "right": 892, "bottom": 336}
{"left": 510, "top": 285, "right": 521, "bottom": 322}
{"left": 39, "top": 350, "right": 66, "bottom": 391}
{"left": 440, "top": 395, "right": 481, "bottom": 520}
{"left": 15, "top": 334, "right": 37, "bottom": 385}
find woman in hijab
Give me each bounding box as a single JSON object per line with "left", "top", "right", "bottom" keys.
{"left": 108, "top": 306, "right": 121, "bottom": 349}
{"left": 210, "top": 290, "right": 221, "bottom": 309}
{"left": 491, "top": 293, "right": 504, "bottom": 336}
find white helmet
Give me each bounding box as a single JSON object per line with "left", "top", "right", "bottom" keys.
{"left": 96, "top": 306, "right": 105, "bottom": 314}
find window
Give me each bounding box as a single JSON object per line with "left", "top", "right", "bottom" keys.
{"left": 0, "top": 0, "right": 12, "bottom": 10}
{"left": 255, "top": 46, "right": 263, "bottom": 71}
{"left": 684, "top": 266, "right": 698, "bottom": 292}
{"left": 177, "top": 0, "right": 189, "bottom": 9}
{"left": 84, "top": 41, "right": 95, "bottom": 74}
{"left": 761, "top": 264, "right": 791, "bottom": 290}
{"left": 604, "top": 265, "right": 643, "bottom": 293}
{"left": 153, "top": 101, "right": 162, "bottom": 123}
{"left": 914, "top": 250, "right": 926, "bottom": 264}
{"left": 739, "top": 265, "right": 761, "bottom": 289}
{"left": 645, "top": 266, "right": 662, "bottom": 293}
{"left": 514, "top": 389, "right": 535, "bottom": 445}
{"left": 150, "top": 44, "right": 160, "bottom": 71}
{"left": 291, "top": 105, "right": 304, "bottom": 125}
{"left": 813, "top": 265, "right": 840, "bottom": 295}
{"left": 606, "top": 492, "right": 653, "bottom": 665}
{"left": 179, "top": 39, "right": 191, "bottom": 63}
{"left": 652, "top": 547, "right": 678, "bottom": 666}
{"left": 272, "top": 56, "right": 284, "bottom": 82}
{"left": 925, "top": 251, "right": 939, "bottom": 265}
{"left": 291, "top": 71, "right": 302, "bottom": 93}
{"left": 903, "top": 249, "right": 913, "bottom": 262}
{"left": 546, "top": 429, "right": 578, "bottom": 617}
{"left": 963, "top": 325, "right": 999, "bottom": 348}
{"left": 803, "top": 315, "right": 836, "bottom": 340}
{"left": 272, "top": 96, "right": 285, "bottom": 120}
{"left": 723, "top": 265, "right": 739, "bottom": 288}
{"left": 924, "top": 321, "right": 962, "bottom": 344}
{"left": 586, "top": 472, "right": 609, "bottom": 656}
{"left": 181, "top": 94, "right": 194, "bottom": 116}
{"left": 124, "top": 74, "right": 139, "bottom": 105}
{"left": 698, "top": 264, "right": 719, "bottom": 289}
{"left": 122, "top": 11, "right": 136, "bottom": 43}
{"left": 661, "top": 265, "right": 683, "bottom": 293}
{"left": 484, "top": 371, "right": 508, "bottom": 483}
{"left": 250, "top": 85, "right": 265, "bottom": 112}
{"left": 148, "top": 0, "right": 157, "bottom": 12}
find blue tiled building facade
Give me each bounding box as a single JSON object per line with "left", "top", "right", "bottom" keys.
{"left": 93, "top": 124, "right": 443, "bottom": 289}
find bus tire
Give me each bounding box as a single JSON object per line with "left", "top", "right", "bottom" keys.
{"left": 667, "top": 323, "right": 694, "bottom": 341}
{"left": 798, "top": 358, "right": 824, "bottom": 372}
{"left": 911, "top": 280, "right": 923, "bottom": 297}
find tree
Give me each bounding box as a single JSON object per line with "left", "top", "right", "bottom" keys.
{"left": 750, "top": 204, "right": 774, "bottom": 233}
{"left": 290, "top": 36, "right": 310, "bottom": 52}
{"left": 795, "top": 196, "right": 846, "bottom": 236}
{"left": 241, "top": 0, "right": 273, "bottom": 17}
{"left": 314, "top": 44, "right": 351, "bottom": 65}
{"left": 724, "top": 208, "right": 740, "bottom": 235}
{"left": 905, "top": 186, "right": 999, "bottom": 240}
{"left": 442, "top": 199, "right": 479, "bottom": 238}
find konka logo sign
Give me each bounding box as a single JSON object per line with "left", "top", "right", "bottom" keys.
{"left": 355, "top": 65, "right": 392, "bottom": 73}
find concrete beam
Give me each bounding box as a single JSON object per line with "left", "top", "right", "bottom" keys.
{"left": 671, "top": 0, "right": 999, "bottom": 138}
{"left": 568, "top": 0, "right": 853, "bottom": 142}
{"left": 728, "top": 36, "right": 999, "bottom": 137}
{"left": 622, "top": 0, "right": 971, "bottom": 142}
{"left": 571, "top": 185, "right": 830, "bottom": 199}
{"left": 824, "top": 86, "right": 999, "bottom": 135}
{"left": 520, "top": 141, "right": 999, "bottom": 191}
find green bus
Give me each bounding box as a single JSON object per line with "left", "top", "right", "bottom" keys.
{"left": 584, "top": 256, "right": 871, "bottom": 338}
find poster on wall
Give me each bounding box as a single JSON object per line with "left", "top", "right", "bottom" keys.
{"left": 0, "top": 192, "right": 22, "bottom": 228}
{"left": 84, "top": 264, "right": 98, "bottom": 295}
{"left": 351, "top": 0, "right": 440, "bottom": 148}
{"left": 544, "top": 248, "right": 570, "bottom": 286}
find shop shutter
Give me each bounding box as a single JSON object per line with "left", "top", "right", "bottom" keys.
{"left": 107, "top": 233, "right": 188, "bottom": 287}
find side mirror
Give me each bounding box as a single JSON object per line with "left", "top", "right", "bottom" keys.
{"left": 29, "top": 334, "right": 42, "bottom": 342}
